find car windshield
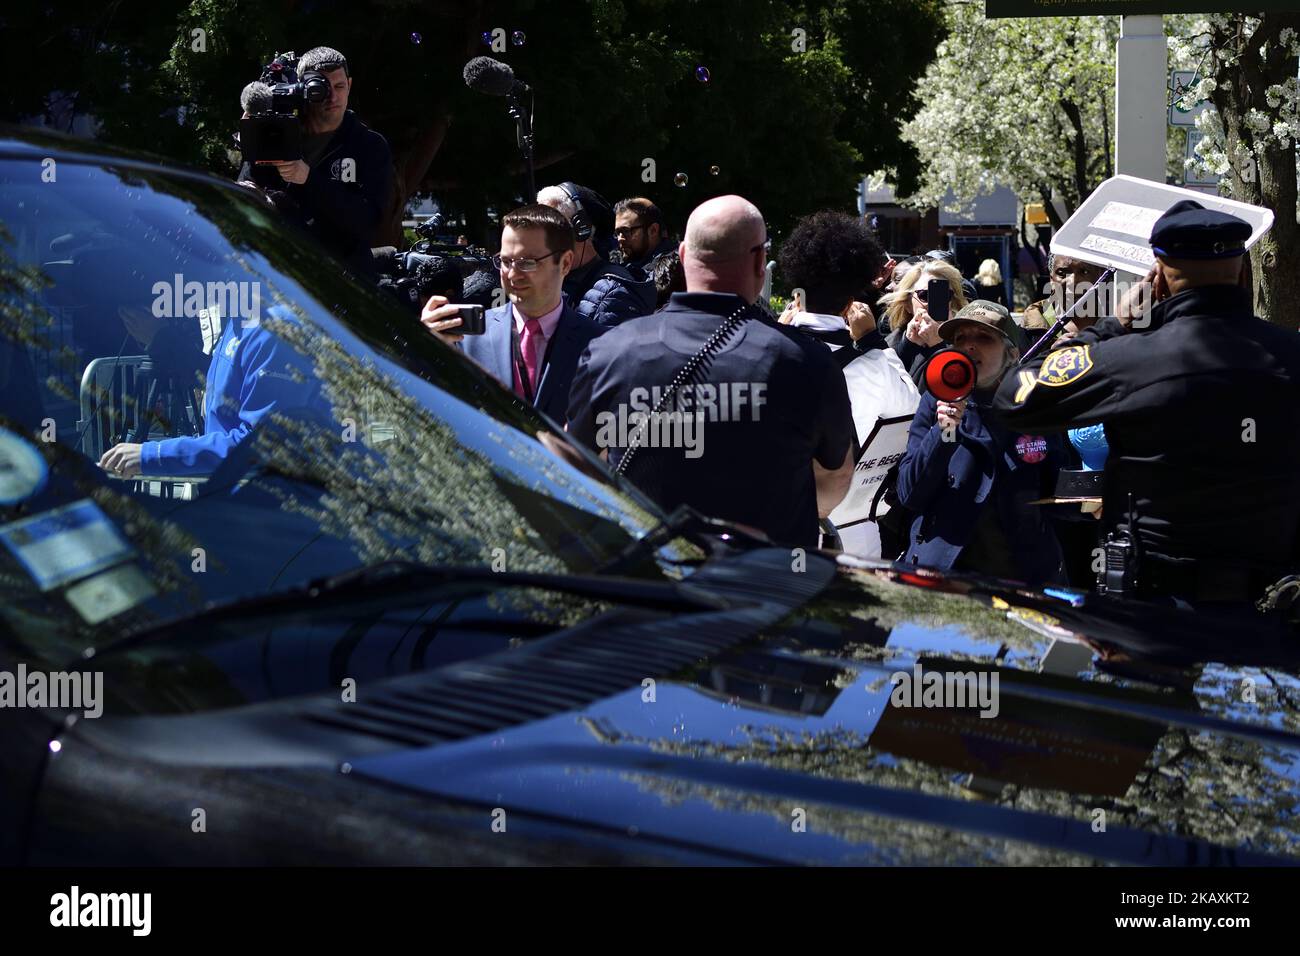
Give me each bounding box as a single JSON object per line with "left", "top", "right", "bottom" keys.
{"left": 0, "top": 152, "right": 696, "bottom": 665}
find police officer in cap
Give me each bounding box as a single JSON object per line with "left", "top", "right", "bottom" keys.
{"left": 566, "top": 195, "right": 856, "bottom": 549}
{"left": 992, "top": 200, "right": 1300, "bottom": 608}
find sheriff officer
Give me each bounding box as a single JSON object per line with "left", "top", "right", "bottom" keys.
{"left": 992, "top": 200, "right": 1300, "bottom": 608}
{"left": 566, "top": 195, "right": 856, "bottom": 550}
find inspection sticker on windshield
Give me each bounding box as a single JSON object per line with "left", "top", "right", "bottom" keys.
{"left": 65, "top": 564, "right": 157, "bottom": 625}
{"left": 0, "top": 500, "right": 134, "bottom": 591}
{"left": 0, "top": 428, "right": 49, "bottom": 505}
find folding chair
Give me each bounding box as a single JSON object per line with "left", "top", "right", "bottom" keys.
{"left": 76, "top": 355, "right": 151, "bottom": 462}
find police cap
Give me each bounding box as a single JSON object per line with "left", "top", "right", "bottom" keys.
{"left": 1149, "top": 199, "right": 1251, "bottom": 260}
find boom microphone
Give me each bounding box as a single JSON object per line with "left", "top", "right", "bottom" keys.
{"left": 925, "top": 351, "right": 976, "bottom": 403}
{"left": 240, "top": 81, "right": 274, "bottom": 114}
{"left": 464, "top": 55, "right": 536, "bottom": 197}
{"left": 463, "top": 56, "right": 529, "bottom": 96}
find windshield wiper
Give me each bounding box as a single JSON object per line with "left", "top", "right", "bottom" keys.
{"left": 96, "top": 558, "right": 733, "bottom": 657}
{"left": 596, "top": 504, "right": 774, "bottom": 576}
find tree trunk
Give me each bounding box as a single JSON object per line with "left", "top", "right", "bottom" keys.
{"left": 1249, "top": 142, "right": 1300, "bottom": 330}
{"left": 1208, "top": 12, "right": 1300, "bottom": 327}
{"left": 1059, "top": 98, "right": 1090, "bottom": 212}
{"left": 1039, "top": 184, "right": 1064, "bottom": 230}
{"left": 1100, "top": 88, "right": 1113, "bottom": 181}
{"left": 377, "top": 110, "right": 454, "bottom": 246}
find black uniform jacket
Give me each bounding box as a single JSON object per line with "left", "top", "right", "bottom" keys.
{"left": 992, "top": 284, "right": 1300, "bottom": 592}
{"left": 240, "top": 110, "right": 392, "bottom": 270}
{"left": 567, "top": 292, "right": 854, "bottom": 549}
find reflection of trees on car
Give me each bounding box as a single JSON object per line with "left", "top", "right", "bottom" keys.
{"left": 252, "top": 305, "right": 661, "bottom": 577}
{"left": 805, "top": 566, "right": 1066, "bottom": 656}
{"left": 2, "top": 152, "right": 707, "bottom": 650}
{"left": 599, "top": 574, "right": 1300, "bottom": 860}
{"left": 1010, "top": 723, "right": 1300, "bottom": 860}
{"left": 0, "top": 232, "right": 77, "bottom": 411}
{"left": 590, "top": 703, "right": 1300, "bottom": 861}
{"left": 591, "top": 724, "right": 1098, "bottom": 864}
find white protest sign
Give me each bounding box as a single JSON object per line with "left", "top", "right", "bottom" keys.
{"left": 831, "top": 414, "right": 913, "bottom": 529}
{"left": 1051, "top": 175, "right": 1274, "bottom": 274}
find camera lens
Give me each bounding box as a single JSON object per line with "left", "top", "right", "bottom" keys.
{"left": 302, "top": 73, "right": 330, "bottom": 103}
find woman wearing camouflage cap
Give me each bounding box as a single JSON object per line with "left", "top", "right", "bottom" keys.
{"left": 896, "top": 300, "right": 1065, "bottom": 585}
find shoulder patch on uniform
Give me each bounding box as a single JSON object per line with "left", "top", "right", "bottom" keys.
{"left": 1013, "top": 370, "right": 1037, "bottom": 404}
{"left": 1037, "top": 345, "right": 1093, "bottom": 387}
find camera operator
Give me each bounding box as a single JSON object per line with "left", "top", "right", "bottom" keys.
{"left": 373, "top": 248, "right": 463, "bottom": 316}
{"left": 238, "top": 46, "right": 393, "bottom": 273}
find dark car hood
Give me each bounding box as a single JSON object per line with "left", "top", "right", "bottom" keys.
{"left": 61, "top": 537, "right": 1300, "bottom": 864}
{"left": 343, "top": 559, "right": 1300, "bottom": 865}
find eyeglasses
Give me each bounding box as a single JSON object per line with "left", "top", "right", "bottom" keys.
{"left": 493, "top": 250, "right": 563, "bottom": 272}
{"left": 751, "top": 236, "right": 772, "bottom": 254}
{"left": 612, "top": 224, "right": 648, "bottom": 240}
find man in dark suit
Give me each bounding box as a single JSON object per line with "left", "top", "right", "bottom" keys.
{"left": 420, "top": 204, "right": 602, "bottom": 426}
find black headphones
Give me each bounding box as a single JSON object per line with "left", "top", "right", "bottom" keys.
{"left": 559, "top": 182, "right": 593, "bottom": 243}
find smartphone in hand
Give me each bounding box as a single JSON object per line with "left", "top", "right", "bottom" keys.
{"left": 927, "top": 278, "right": 951, "bottom": 325}
{"left": 449, "top": 304, "right": 486, "bottom": 335}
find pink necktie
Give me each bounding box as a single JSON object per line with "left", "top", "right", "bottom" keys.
{"left": 518, "top": 316, "right": 544, "bottom": 399}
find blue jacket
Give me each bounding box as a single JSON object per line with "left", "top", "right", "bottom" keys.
{"left": 563, "top": 257, "right": 655, "bottom": 328}
{"left": 897, "top": 389, "right": 1064, "bottom": 585}
{"left": 625, "top": 237, "right": 677, "bottom": 281}
{"left": 141, "top": 307, "right": 321, "bottom": 477}
{"left": 460, "top": 303, "right": 603, "bottom": 426}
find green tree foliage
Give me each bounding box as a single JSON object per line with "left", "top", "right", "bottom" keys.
{"left": 894, "top": 3, "right": 1119, "bottom": 227}
{"left": 0, "top": 0, "right": 946, "bottom": 243}
{"left": 1170, "top": 13, "right": 1300, "bottom": 329}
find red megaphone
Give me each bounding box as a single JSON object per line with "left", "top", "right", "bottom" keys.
{"left": 925, "top": 350, "right": 976, "bottom": 402}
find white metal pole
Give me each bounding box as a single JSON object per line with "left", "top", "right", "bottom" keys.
{"left": 1115, "top": 14, "right": 1167, "bottom": 181}
{"left": 1113, "top": 14, "right": 1167, "bottom": 301}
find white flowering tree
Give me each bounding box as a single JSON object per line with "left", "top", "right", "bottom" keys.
{"left": 894, "top": 3, "right": 1119, "bottom": 228}
{"left": 1170, "top": 13, "right": 1300, "bottom": 329}
{"left": 891, "top": 6, "right": 1299, "bottom": 324}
